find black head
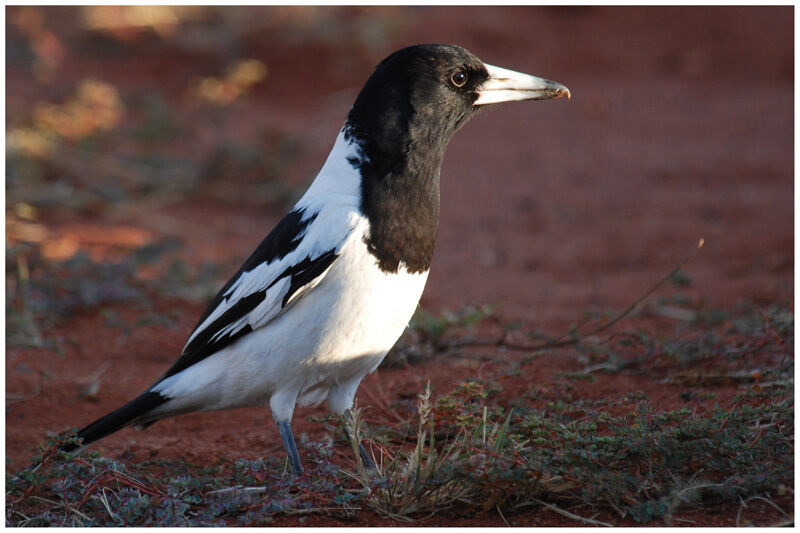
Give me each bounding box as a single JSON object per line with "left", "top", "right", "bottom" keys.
{"left": 346, "top": 44, "right": 490, "bottom": 172}
{"left": 344, "top": 44, "right": 569, "bottom": 274}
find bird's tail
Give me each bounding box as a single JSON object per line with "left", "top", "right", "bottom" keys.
{"left": 11, "top": 391, "right": 168, "bottom": 481}
{"left": 61, "top": 391, "right": 168, "bottom": 452}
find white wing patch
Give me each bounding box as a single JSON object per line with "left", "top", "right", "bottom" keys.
{"left": 181, "top": 128, "right": 364, "bottom": 357}
{"left": 206, "top": 277, "right": 291, "bottom": 345}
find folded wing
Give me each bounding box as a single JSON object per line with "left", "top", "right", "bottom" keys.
{"left": 156, "top": 206, "right": 344, "bottom": 383}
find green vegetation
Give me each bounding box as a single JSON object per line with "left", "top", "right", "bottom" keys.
{"left": 8, "top": 318, "right": 793, "bottom": 525}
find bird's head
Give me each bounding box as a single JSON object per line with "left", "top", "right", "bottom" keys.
{"left": 346, "top": 44, "right": 570, "bottom": 161}
{"left": 341, "top": 44, "right": 569, "bottom": 273}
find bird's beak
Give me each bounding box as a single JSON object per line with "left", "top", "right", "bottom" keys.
{"left": 474, "top": 63, "right": 571, "bottom": 106}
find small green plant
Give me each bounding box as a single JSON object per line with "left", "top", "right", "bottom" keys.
{"left": 339, "top": 377, "right": 793, "bottom": 523}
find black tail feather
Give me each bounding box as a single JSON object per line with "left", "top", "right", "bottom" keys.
{"left": 61, "top": 391, "right": 168, "bottom": 452}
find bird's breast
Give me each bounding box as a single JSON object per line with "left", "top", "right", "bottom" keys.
{"left": 307, "top": 216, "right": 429, "bottom": 370}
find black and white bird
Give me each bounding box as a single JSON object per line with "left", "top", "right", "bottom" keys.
{"left": 64, "top": 44, "right": 569, "bottom": 475}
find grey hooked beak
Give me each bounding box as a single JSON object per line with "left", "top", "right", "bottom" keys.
{"left": 474, "top": 63, "right": 570, "bottom": 106}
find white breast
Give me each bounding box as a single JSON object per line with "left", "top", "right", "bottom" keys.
{"left": 281, "top": 212, "right": 429, "bottom": 401}
{"left": 301, "top": 214, "right": 429, "bottom": 376}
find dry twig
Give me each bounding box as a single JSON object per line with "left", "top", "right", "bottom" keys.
{"left": 445, "top": 238, "right": 705, "bottom": 353}
{"left": 532, "top": 498, "right": 613, "bottom": 527}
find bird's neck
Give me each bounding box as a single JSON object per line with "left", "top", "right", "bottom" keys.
{"left": 343, "top": 118, "right": 445, "bottom": 275}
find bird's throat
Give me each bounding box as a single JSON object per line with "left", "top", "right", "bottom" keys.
{"left": 345, "top": 122, "right": 442, "bottom": 274}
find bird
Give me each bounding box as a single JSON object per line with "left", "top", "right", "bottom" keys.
{"left": 62, "top": 44, "right": 569, "bottom": 476}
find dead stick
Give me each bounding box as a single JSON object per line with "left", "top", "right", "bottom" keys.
{"left": 573, "top": 237, "right": 705, "bottom": 339}
{"left": 448, "top": 238, "right": 705, "bottom": 352}
{"left": 532, "top": 497, "right": 613, "bottom": 527}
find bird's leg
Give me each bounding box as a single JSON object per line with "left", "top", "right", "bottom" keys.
{"left": 342, "top": 413, "right": 377, "bottom": 471}
{"left": 346, "top": 426, "right": 377, "bottom": 470}
{"left": 277, "top": 420, "right": 303, "bottom": 476}
{"left": 358, "top": 440, "right": 376, "bottom": 470}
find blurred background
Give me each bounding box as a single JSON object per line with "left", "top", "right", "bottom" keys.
{"left": 5, "top": 6, "right": 793, "bottom": 465}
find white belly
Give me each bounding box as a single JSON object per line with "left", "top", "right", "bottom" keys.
{"left": 152, "top": 214, "right": 429, "bottom": 420}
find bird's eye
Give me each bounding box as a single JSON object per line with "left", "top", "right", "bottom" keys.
{"left": 450, "top": 71, "right": 468, "bottom": 88}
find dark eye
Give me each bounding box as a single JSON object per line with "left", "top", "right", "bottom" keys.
{"left": 450, "top": 71, "right": 468, "bottom": 88}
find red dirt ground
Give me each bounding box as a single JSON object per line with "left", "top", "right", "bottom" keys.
{"left": 6, "top": 6, "right": 793, "bottom": 526}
